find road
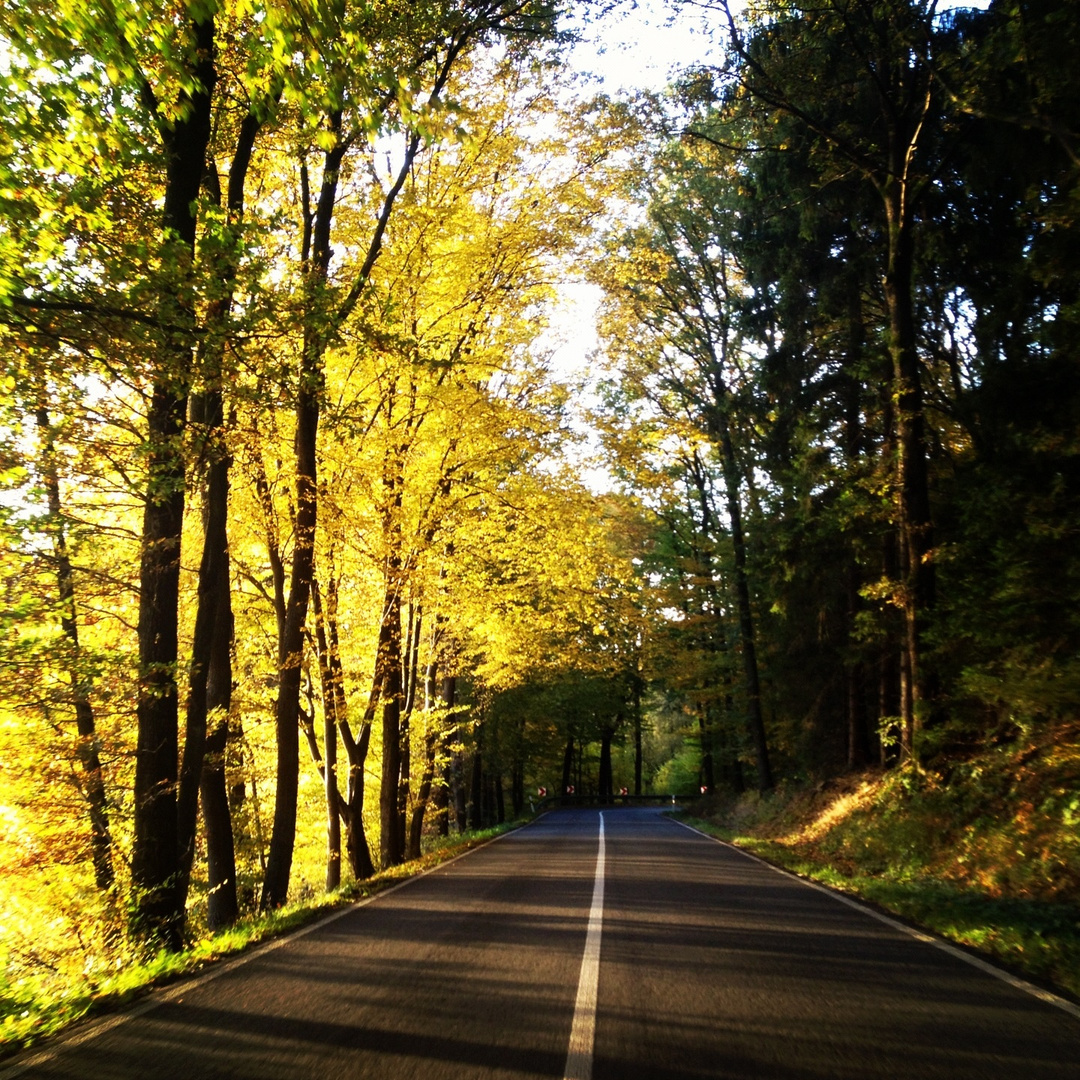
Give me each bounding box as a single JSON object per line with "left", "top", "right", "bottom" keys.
{"left": 7, "top": 807, "right": 1080, "bottom": 1079}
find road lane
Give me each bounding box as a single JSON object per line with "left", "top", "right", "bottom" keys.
{"left": 14, "top": 813, "right": 600, "bottom": 1080}
{"left": 595, "top": 807, "right": 1080, "bottom": 1080}
{"left": 7, "top": 807, "right": 1080, "bottom": 1079}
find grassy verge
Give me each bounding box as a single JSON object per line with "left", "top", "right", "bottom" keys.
{"left": 677, "top": 729, "right": 1080, "bottom": 1004}
{"left": 0, "top": 821, "right": 520, "bottom": 1059}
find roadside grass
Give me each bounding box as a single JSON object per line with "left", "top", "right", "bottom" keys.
{"left": 679, "top": 726, "right": 1080, "bottom": 1004}
{"left": 0, "top": 821, "right": 520, "bottom": 1059}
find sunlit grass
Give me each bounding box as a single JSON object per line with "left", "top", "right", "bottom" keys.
{"left": 0, "top": 821, "right": 520, "bottom": 1059}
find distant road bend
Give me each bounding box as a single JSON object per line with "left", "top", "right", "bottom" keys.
{"left": 7, "top": 807, "right": 1080, "bottom": 1079}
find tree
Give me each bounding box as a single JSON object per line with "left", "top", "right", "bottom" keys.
{"left": 713, "top": 0, "right": 953, "bottom": 756}
{"left": 35, "top": 406, "right": 115, "bottom": 892}
{"left": 0, "top": 0, "right": 220, "bottom": 948}
{"left": 257, "top": 0, "right": 564, "bottom": 907}
{"left": 593, "top": 130, "right": 775, "bottom": 790}
{"left": 0, "top": 0, "right": 573, "bottom": 937}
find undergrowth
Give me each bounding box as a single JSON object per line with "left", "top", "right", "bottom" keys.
{"left": 0, "top": 822, "right": 518, "bottom": 1059}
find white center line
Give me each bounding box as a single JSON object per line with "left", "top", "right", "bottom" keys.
{"left": 564, "top": 811, "right": 606, "bottom": 1080}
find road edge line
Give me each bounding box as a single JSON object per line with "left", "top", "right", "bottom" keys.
{"left": 670, "top": 816, "right": 1080, "bottom": 1023}
{"left": 0, "top": 821, "right": 533, "bottom": 1079}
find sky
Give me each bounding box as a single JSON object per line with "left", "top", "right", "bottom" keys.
{"left": 534, "top": 2, "right": 723, "bottom": 434}
{"left": 564, "top": 0, "right": 722, "bottom": 95}
{"left": 532, "top": 2, "right": 722, "bottom": 483}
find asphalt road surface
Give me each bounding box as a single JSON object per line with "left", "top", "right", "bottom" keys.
{"left": 7, "top": 807, "right": 1080, "bottom": 1079}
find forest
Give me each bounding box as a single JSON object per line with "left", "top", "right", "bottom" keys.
{"left": 1, "top": 0, "right": 1078, "bottom": 1042}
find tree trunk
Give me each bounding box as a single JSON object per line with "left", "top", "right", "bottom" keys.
{"left": 632, "top": 674, "right": 643, "bottom": 796}
{"left": 468, "top": 727, "right": 484, "bottom": 831}
{"left": 132, "top": 388, "right": 187, "bottom": 943}
{"left": 260, "top": 104, "right": 359, "bottom": 909}
{"left": 882, "top": 161, "right": 935, "bottom": 763}
{"left": 302, "top": 571, "right": 379, "bottom": 885}
{"left": 184, "top": 102, "right": 264, "bottom": 924}
{"left": 453, "top": 754, "right": 468, "bottom": 834}
{"left": 311, "top": 577, "right": 341, "bottom": 891}
{"left": 561, "top": 733, "right": 574, "bottom": 799}
{"left": 407, "top": 671, "right": 453, "bottom": 859}
{"left": 398, "top": 603, "right": 422, "bottom": 853}
{"left": 344, "top": 722, "right": 376, "bottom": 880}
{"left": 688, "top": 444, "right": 761, "bottom": 790}
{"left": 843, "top": 280, "right": 870, "bottom": 771}
{"left": 36, "top": 409, "right": 114, "bottom": 892}
{"left": 406, "top": 732, "right": 436, "bottom": 860}
{"left": 430, "top": 672, "right": 456, "bottom": 837}
{"left": 176, "top": 388, "right": 231, "bottom": 916}
{"left": 715, "top": 708, "right": 746, "bottom": 793}
{"left": 178, "top": 99, "right": 262, "bottom": 930}
{"left": 131, "top": 10, "right": 216, "bottom": 948}
{"left": 511, "top": 760, "right": 524, "bottom": 818}
{"left": 717, "top": 414, "right": 773, "bottom": 791}
{"left": 324, "top": 685, "right": 341, "bottom": 891}
{"left": 201, "top": 564, "right": 238, "bottom": 930}
{"left": 260, "top": 367, "right": 316, "bottom": 908}
{"left": 397, "top": 710, "right": 410, "bottom": 859}
{"left": 598, "top": 728, "right": 614, "bottom": 802}
{"left": 846, "top": 556, "right": 870, "bottom": 769}
{"left": 846, "top": 652, "right": 869, "bottom": 769}
{"left": 261, "top": 116, "right": 345, "bottom": 911}
{"left": 432, "top": 765, "right": 451, "bottom": 836}
{"left": 325, "top": 571, "right": 376, "bottom": 881}
{"left": 379, "top": 577, "right": 405, "bottom": 867}
{"left": 697, "top": 704, "right": 716, "bottom": 792}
